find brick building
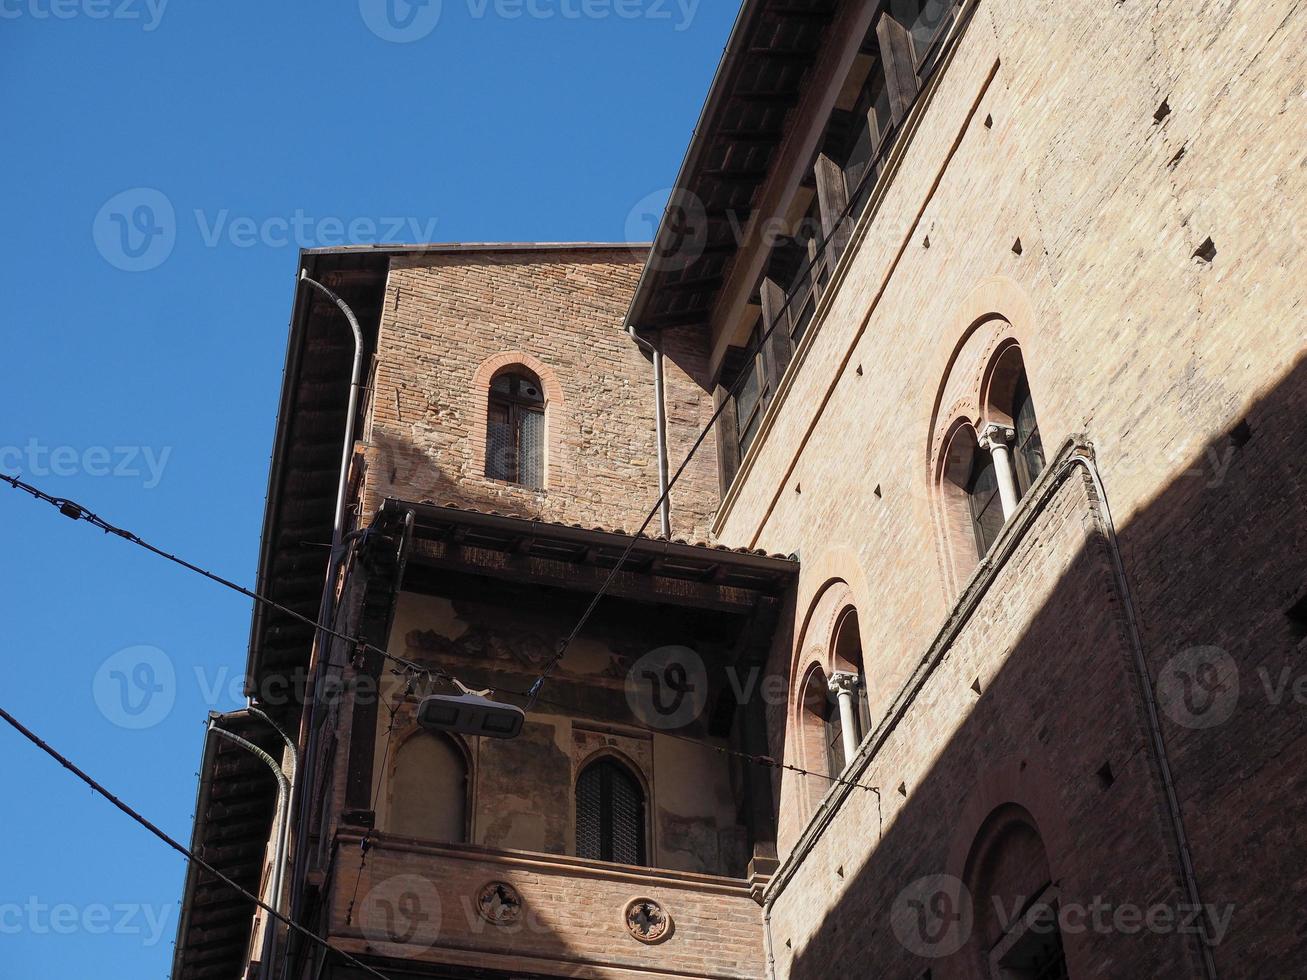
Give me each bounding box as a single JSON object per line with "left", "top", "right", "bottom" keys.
{"left": 172, "top": 1, "right": 1305, "bottom": 978}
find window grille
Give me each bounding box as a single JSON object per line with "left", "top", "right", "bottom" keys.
{"left": 576, "top": 759, "right": 646, "bottom": 866}
{"left": 486, "top": 370, "right": 545, "bottom": 489}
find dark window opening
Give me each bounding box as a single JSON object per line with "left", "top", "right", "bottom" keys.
{"left": 822, "top": 694, "right": 846, "bottom": 777}
{"left": 486, "top": 369, "right": 545, "bottom": 488}
{"left": 1287, "top": 590, "right": 1307, "bottom": 640}
{"left": 897, "top": 0, "right": 959, "bottom": 79}
{"left": 1012, "top": 373, "right": 1045, "bottom": 495}
{"left": 993, "top": 901, "right": 1069, "bottom": 980}
{"left": 733, "top": 323, "right": 770, "bottom": 458}
{"left": 967, "top": 446, "right": 1004, "bottom": 556}
{"left": 839, "top": 42, "right": 895, "bottom": 218}
{"left": 576, "top": 759, "right": 646, "bottom": 866}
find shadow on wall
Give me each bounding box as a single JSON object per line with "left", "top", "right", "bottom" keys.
{"left": 780, "top": 355, "right": 1307, "bottom": 980}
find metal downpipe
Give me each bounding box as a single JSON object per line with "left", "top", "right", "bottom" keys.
{"left": 282, "top": 269, "right": 367, "bottom": 979}
{"left": 207, "top": 718, "right": 291, "bottom": 980}
{"left": 627, "top": 325, "right": 672, "bottom": 538}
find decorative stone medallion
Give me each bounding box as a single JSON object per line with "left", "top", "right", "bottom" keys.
{"left": 476, "top": 881, "right": 523, "bottom": 926}
{"left": 624, "top": 897, "right": 671, "bottom": 944}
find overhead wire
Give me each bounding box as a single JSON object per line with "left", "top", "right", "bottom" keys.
{"left": 2, "top": 470, "right": 881, "bottom": 794}
{"left": 0, "top": 703, "right": 397, "bottom": 980}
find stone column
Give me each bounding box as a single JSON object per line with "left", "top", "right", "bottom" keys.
{"left": 979, "top": 423, "right": 1020, "bottom": 519}
{"left": 828, "top": 671, "right": 863, "bottom": 765}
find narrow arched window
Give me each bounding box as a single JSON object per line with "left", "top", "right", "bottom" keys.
{"left": 965, "top": 805, "right": 1068, "bottom": 979}
{"left": 985, "top": 345, "right": 1044, "bottom": 500}
{"left": 576, "top": 759, "right": 646, "bottom": 866}
{"left": 967, "top": 445, "right": 1003, "bottom": 555}
{"left": 832, "top": 608, "right": 871, "bottom": 736}
{"left": 389, "top": 732, "right": 468, "bottom": 843}
{"left": 801, "top": 668, "right": 845, "bottom": 778}
{"left": 486, "top": 369, "right": 545, "bottom": 488}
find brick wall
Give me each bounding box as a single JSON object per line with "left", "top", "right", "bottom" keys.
{"left": 332, "top": 835, "right": 765, "bottom": 979}
{"left": 359, "top": 247, "right": 719, "bottom": 541}
{"left": 707, "top": 0, "right": 1305, "bottom": 976}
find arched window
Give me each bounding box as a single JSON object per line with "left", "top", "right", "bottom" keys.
{"left": 941, "top": 423, "right": 1003, "bottom": 562}
{"left": 575, "top": 758, "right": 646, "bottom": 866}
{"left": 801, "top": 667, "right": 845, "bottom": 778}
{"left": 984, "top": 345, "right": 1044, "bottom": 499}
{"left": 486, "top": 369, "right": 545, "bottom": 488}
{"left": 965, "top": 805, "right": 1069, "bottom": 979}
{"left": 389, "top": 731, "right": 468, "bottom": 843}
{"left": 831, "top": 607, "right": 872, "bottom": 736}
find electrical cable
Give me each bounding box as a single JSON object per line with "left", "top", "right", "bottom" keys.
{"left": 0, "top": 703, "right": 397, "bottom": 980}
{"left": 2, "top": 470, "right": 880, "bottom": 793}
{"left": 522, "top": 221, "right": 841, "bottom": 707}
{"left": 0, "top": 471, "right": 443, "bottom": 684}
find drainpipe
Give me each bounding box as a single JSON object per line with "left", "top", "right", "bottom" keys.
{"left": 282, "top": 269, "right": 367, "bottom": 978}
{"left": 207, "top": 716, "right": 291, "bottom": 980}
{"left": 627, "top": 324, "right": 672, "bottom": 538}
{"left": 1068, "top": 453, "right": 1218, "bottom": 980}
{"left": 300, "top": 269, "right": 366, "bottom": 553}
{"left": 246, "top": 704, "right": 299, "bottom": 977}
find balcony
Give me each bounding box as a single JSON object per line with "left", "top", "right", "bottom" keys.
{"left": 330, "top": 832, "right": 767, "bottom": 979}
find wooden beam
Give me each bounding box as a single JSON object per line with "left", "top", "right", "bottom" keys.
{"left": 759, "top": 276, "right": 793, "bottom": 385}
{"left": 407, "top": 540, "right": 762, "bottom": 614}
{"left": 814, "top": 152, "right": 852, "bottom": 262}
{"left": 876, "top": 11, "right": 919, "bottom": 124}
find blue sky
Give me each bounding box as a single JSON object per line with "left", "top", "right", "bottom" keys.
{"left": 0, "top": 2, "right": 734, "bottom": 974}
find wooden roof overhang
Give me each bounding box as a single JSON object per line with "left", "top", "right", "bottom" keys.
{"left": 389, "top": 498, "right": 798, "bottom": 616}
{"left": 171, "top": 710, "right": 286, "bottom": 980}
{"left": 244, "top": 249, "right": 390, "bottom": 724}
{"left": 624, "top": 0, "right": 840, "bottom": 336}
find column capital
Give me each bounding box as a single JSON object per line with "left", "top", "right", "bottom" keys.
{"left": 978, "top": 422, "right": 1016, "bottom": 452}
{"left": 828, "top": 671, "right": 862, "bottom": 697}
